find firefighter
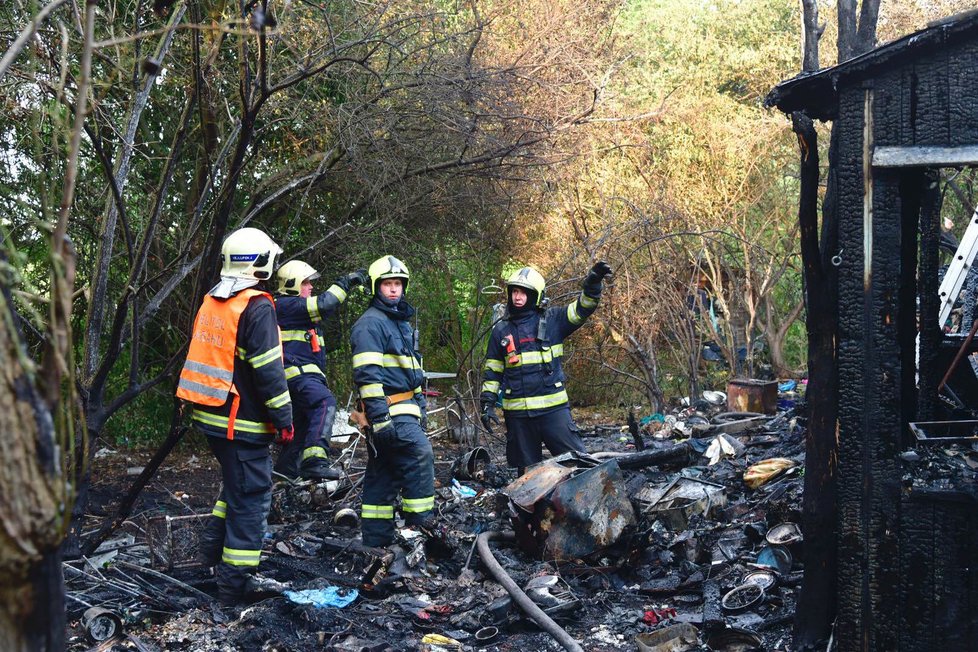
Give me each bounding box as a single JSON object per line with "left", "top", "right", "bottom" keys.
{"left": 480, "top": 261, "right": 612, "bottom": 473}
{"left": 350, "top": 255, "right": 436, "bottom": 548}
{"left": 177, "top": 227, "right": 293, "bottom": 605}
{"left": 273, "top": 260, "right": 367, "bottom": 481}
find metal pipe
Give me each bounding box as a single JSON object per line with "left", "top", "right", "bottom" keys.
{"left": 476, "top": 531, "right": 583, "bottom": 652}
{"left": 938, "top": 315, "right": 978, "bottom": 391}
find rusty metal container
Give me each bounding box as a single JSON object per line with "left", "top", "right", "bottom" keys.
{"left": 726, "top": 378, "right": 778, "bottom": 414}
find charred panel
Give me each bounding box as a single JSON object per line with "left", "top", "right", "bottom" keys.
{"left": 900, "top": 490, "right": 978, "bottom": 651}
{"left": 898, "top": 171, "right": 923, "bottom": 434}
{"left": 868, "top": 170, "right": 906, "bottom": 650}
{"left": 912, "top": 49, "right": 950, "bottom": 146}
{"left": 947, "top": 39, "right": 978, "bottom": 146}
{"left": 873, "top": 69, "right": 905, "bottom": 147}
{"left": 917, "top": 172, "right": 943, "bottom": 421}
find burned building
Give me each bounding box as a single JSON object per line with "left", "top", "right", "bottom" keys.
{"left": 767, "top": 11, "right": 978, "bottom": 652}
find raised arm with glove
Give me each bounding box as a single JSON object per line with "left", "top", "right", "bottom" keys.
{"left": 335, "top": 268, "right": 368, "bottom": 293}
{"left": 582, "top": 260, "right": 612, "bottom": 296}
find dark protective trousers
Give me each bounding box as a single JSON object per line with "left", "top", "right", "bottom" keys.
{"left": 360, "top": 416, "right": 435, "bottom": 547}
{"left": 503, "top": 406, "right": 586, "bottom": 469}
{"left": 198, "top": 436, "right": 272, "bottom": 602}
{"left": 273, "top": 374, "right": 337, "bottom": 478}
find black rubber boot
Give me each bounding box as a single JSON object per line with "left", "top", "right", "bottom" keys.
{"left": 300, "top": 457, "right": 341, "bottom": 481}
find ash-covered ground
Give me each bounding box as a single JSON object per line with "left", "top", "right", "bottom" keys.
{"left": 69, "top": 389, "right": 875, "bottom": 652}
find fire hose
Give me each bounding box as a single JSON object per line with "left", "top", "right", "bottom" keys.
{"left": 476, "top": 531, "right": 584, "bottom": 652}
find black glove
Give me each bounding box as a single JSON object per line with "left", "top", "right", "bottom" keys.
{"left": 336, "top": 269, "right": 368, "bottom": 293}
{"left": 420, "top": 409, "right": 429, "bottom": 431}
{"left": 582, "top": 260, "right": 612, "bottom": 295}
{"left": 480, "top": 400, "right": 500, "bottom": 432}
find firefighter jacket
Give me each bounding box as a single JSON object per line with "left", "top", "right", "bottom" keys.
{"left": 178, "top": 289, "right": 292, "bottom": 444}
{"left": 481, "top": 287, "right": 601, "bottom": 418}
{"left": 351, "top": 296, "right": 426, "bottom": 431}
{"left": 274, "top": 283, "right": 347, "bottom": 381}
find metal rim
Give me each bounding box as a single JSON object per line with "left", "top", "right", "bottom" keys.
{"left": 721, "top": 582, "right": 765, "bottom": 612}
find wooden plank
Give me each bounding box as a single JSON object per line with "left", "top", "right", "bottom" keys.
{"left": 899, "top": 498, "right": 936, "bottom": 650}
{"left": 867, "top": 169, "right": 905, "bottom": 649}
{"left": 874, "top": 145, "right": 978, "bottom": 167}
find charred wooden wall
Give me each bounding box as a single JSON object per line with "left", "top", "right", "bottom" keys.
{"left": 899, "top": 490, "right": 978, "bottom": 650}
{"left": 833, "top": 35, "right": 978, "bottom": 651}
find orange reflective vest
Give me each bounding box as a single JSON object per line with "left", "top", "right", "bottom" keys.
{"left": 177, "top": 288, "right": 275, "bottom": 438}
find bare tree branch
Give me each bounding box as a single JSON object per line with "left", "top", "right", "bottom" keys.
{"left": 0, "top": 0, "right": 71, "bottom": 83}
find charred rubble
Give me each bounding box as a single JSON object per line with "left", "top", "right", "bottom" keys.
{"left": 66, "top": 386, "right": 871, "bottom": 652}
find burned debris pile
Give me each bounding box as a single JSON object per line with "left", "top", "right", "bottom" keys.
{"left": 68, "top": 386, "right": 817, "bottom": 651}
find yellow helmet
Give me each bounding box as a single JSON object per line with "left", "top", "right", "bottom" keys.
{"left": 219, "top": 227, "right": 282, "bottom": 281}
{"left": 368, "top": 255, "right": 410, "bottom": 295}
{"left": 506, "top": 266, "right": 546, "bottom": 306}
{"left": 276, "top": 260, "right": 320, "bottom": 296}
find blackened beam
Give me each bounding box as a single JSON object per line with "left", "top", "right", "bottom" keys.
{"left": 591, "top": 442, "right": 694, "bottom": 470}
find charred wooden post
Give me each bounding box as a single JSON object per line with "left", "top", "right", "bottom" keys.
{"left": 787, "top": 111, "right": 839, "bottom": 648}
{"left": 627, "top": 409, "right": 645, "bottom": 452}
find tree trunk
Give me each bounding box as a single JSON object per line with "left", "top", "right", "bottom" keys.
{"left": 800, "top": 0, "right": 821, "bottom": 72}
{"left": 790, "top": 113, "right": 839, "bottom": 650}
{"left": 0, "top": 283, "right": 66, "bottom": 650}
{"left": 763, "top": 296, "right": 804, "bottom": 376}
{"left": 838, "top": 0, "right": 880, "bottom": 61}
{"left": 626, "top": 334, "right": 664, "bottom": 414}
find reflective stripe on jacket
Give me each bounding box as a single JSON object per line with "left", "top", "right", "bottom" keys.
{"left": 350, "top": 297, "right": 426, "bottom": 428}
{"left": 481, "top": 288, "right": 600, "bottom": 418}
{"left": 275, "top": 284, "right": 346, "bottom": 379}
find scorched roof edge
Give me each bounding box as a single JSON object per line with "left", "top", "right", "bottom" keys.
{"left": 766, "top": 9, "right": 978, "bottom": 121}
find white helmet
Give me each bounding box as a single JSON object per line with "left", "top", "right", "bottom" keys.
{"left": 277, "top": 260, "right": 320, "bottom": 296}
{"left": 506, "top": 266, "right": 546, "bottom": 307}
{"left": 220, "top": 227, "right": 282, "bottom": 281}
{"left": 368, "top": 255, "right": 410, "bottom": 295}
{"left": 209, "top": 227, "right": 282, "bottom": 298}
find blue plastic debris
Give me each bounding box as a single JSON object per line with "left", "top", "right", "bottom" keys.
{"left": 755, "top": 546, "right": 792, "bottom": 574}
{"left": 778, "top": 380, "right": 797, "bottom": 393}
{"left": 451, "top": 479, "right": 477, "bottom": 498}
{"left": 284, "top": 587, "right": 358, "bottom": 608}
{"left": 640, "top": 413, "right": 665, "bottom": 426}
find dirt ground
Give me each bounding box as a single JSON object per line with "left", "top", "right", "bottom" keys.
{"left": 67, "top": 400, "right": 807, "bottom": 651}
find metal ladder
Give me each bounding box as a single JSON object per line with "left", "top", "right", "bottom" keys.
{"left": 938, "top": 204, "right": 978, "bottom": 327}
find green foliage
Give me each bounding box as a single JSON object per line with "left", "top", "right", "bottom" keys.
{"left": 5, "top": 0, "right": 885, "bottom": 445}
{"left": 102, "top": 384, "right": 174, "bottom": 447}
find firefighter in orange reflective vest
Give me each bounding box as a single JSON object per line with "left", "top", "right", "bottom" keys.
{"left": 273, "top": 260, "right": 367, "bottom": 480}
{"left": 177, "top": 227, "right": 293, "bottom": 605}
{"left": 480, "top": 262, "right": 612, "bottom": 473}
